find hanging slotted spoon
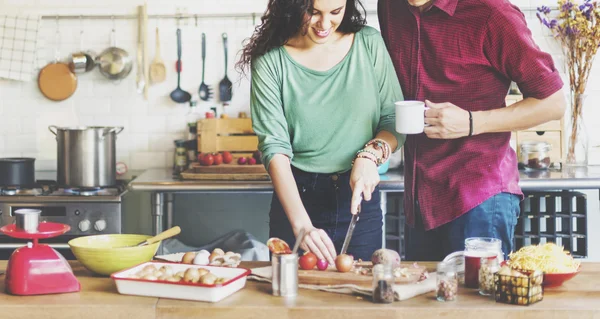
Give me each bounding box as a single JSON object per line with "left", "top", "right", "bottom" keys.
{"left": 170, "top": 28, "right": 191, "bottom": 104}
{"left": 219, "top": 33, "right": 232, "bottom": 102}
{"left": 198, "top": 33, "right": 212, "bottom": 101}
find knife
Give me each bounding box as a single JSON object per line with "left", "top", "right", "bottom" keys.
{"left": 340, "top": 194, "right": 362, "bottom": 255}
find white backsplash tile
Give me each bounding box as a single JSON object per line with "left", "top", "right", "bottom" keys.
{"left": 130, "top": 151, "right": 167, "bottom": 169}
{"left": 129, "top": 115, "right": 167, "bottom": 133}
{"left": 5, "top": 134, "right": 37, "bottom": 152}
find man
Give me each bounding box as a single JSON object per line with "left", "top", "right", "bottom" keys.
{"left": 378, "top": 0, "right": 566, "bottom": 260}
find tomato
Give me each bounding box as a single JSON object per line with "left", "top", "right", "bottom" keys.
{"left": 213, "top": 153, "right": 223, "bottom": 165}
{"left": 200, "top": 154, "right": 214, "bottom": 166}
{"left": 299, "top": 252, "right": 318, "bottom": 270}
{"left": 222, "top": 151, "right": 233, "bottom": 164}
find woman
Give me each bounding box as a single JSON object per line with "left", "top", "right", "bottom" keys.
{"left": 237, "top": 0, "right": 405, "bottom": 264}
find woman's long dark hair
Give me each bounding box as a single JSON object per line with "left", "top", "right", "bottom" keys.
{"left": 236, "top": 0, "right": 366, "bottom": 75}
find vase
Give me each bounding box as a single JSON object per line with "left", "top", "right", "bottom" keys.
{"left": 565, "top": 93, "right": 589, "bottom": 167}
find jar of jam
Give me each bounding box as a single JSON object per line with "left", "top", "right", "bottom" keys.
{"left": 520, "top": 141, "right": 551, "bottom": 170}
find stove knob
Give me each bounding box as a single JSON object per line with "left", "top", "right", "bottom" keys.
{"left": 94, "top": 219, "right": 107, "bottom": 232}
{"left": 78, "top": 219, "right": 91, "bottom": 232}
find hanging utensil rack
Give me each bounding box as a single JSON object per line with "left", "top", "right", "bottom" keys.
{"left": 38, "top": 6, "right": 552, "bottom": 22}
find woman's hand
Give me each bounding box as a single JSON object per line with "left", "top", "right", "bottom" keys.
{"left": 296, "top": 226, "right": 336, "bottom": 265}
{"left": 349, "top": 157, "right": 380, "bottom": 215}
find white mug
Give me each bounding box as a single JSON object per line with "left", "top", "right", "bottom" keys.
{"left": 395, "top": 100, "right": 430, "bottom": 134}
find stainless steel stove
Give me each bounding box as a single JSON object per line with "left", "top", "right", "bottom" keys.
{"left": 0, "top": 173, "right": 128, "bottom": 259}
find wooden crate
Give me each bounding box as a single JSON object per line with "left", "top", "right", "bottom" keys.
{"left": 506, "top": 94, "right": 565, "bottom": 165}
{"left": 197, "top": 118, "right": 258, "bottom": 159}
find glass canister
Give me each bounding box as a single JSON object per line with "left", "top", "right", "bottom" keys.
{"left": 372, "top": 264, "right": 395, "bottom": 303}
{"left": 520, "top": 141, "right": 551, "bottom": 170}
{"left": 173, "top": 139, "right": 188, "bottom": 176}
{"left": 436, "top": 262, "right": 458, "bottom": 302}
{"left": 479, "top": 256, "right": 500, "bottom": 296}
{"left": 464, "top": 237, "right": 502, "bottom": 288}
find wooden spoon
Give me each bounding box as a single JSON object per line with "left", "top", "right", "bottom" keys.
{"left": 149, "top": 27, "right": 166, "bottom": 84}
{"left": 133, "top": 226, "right": 181, "bottom": 247}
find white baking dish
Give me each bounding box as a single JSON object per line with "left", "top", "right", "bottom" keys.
{"left": 111, "top": 261, "right": 251, "bottom": 302}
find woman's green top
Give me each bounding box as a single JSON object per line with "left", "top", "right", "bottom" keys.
{"left": 250, "top": 26, "right": 405, "bottom": 173}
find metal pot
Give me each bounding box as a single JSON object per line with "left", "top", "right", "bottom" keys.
{"left": 48, "top": 126, "right": 124, "bottom": 188}
{"left": 0, "top": 158, "right": 35, "bottom": 187}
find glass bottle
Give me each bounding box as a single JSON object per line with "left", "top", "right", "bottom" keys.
{"left": 479, "top": 256, "right": 499, "bottom": 296}
{"left": 186, "top": 100, "right": 202, "bottom": 141}
{"left": 436, "top": 261, "right": 458, "bottom": 302}
{"left": 173, "top": 139, "right": 188, "bottom": 176}
{"left": 372, "top": 264, "right": 394, "bottom": 303}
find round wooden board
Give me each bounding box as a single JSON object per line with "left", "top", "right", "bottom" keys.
{"left": 38, "top": 62, "right": 77, "bottom": 101}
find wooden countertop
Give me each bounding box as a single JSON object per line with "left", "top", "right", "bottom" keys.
{"left": 1, "top": 261, "right": 600, "bottom": 319}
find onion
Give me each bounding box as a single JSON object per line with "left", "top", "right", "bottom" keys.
{"left": 335, "top": 254, "right": 354, "bottom": 273}
{"left": 317, "top": 259, "right": 328, "bottom": 271}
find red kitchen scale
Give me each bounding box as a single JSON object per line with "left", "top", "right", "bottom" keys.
{"left": 0, "top": 209, "right": 80, "bottom": 295}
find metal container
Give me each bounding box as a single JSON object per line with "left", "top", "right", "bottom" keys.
{"left": 14, "top": 209, "right": 41, "bottom": 233}
{"left": 49, "top": 126, "right": 124, "bottom": 188}
{"left": 272, "top": 253, "right": 298, "bottom": 297}
{"left": 0, "top": 158, "right": 35, "bottom": 187}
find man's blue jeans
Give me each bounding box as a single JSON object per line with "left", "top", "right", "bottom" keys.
{"left": 404, "top": 192, "right": 521, "bottom": 261}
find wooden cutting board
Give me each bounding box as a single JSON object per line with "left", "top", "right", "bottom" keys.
{"left": 298, "top": 263, "right": 426, "bottom": 288}
{"left": 180, "top": 163, "right": 270, "bottom": 181}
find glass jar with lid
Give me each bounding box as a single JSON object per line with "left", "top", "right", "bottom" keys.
{"left": 520, "top": 141, "right": 551, "bottom": 170}
{"left": 372, "top": 264, "right": 395, "bottom": 303}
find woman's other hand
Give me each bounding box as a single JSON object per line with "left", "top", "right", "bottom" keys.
{"left": 297, "top": 226, "right": 337, "bottom": 265}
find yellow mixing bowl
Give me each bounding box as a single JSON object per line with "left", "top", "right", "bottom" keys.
{"left": 68, "top": 234, "right": 160, "bottom": 276}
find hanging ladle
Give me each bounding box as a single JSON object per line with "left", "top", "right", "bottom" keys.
{"left": 170, "top": 28, "right": 191, "bottom": 104}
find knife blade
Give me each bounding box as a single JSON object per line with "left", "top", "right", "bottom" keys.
{"left": 340, "top": 194, "right": 362, "bottom": 255}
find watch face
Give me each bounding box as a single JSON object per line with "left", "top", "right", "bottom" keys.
{"left": 116, "top": 162, "right": 128, "bottom": 175}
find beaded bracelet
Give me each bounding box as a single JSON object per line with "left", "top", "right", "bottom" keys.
{"left": 356, "top": 148, "right": 381, "bottom": 163}
{"left": 365, "top": 139, "right": 391, "bottom": 164}
{"left": 352, "top": 154, "right": 379, "bottom": 166}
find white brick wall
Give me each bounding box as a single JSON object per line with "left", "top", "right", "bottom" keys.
{"left": 0, "top": 0, "right": 599, "bottom": 170}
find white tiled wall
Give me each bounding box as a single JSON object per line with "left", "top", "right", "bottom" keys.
{"left": 0, "top": 0, "right": 599, "bottom": 170}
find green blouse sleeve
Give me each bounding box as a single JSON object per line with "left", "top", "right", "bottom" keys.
{"left": 365, "top": 28, "right": 406, "bottom": 151}
{"left": 250, "top": 52, "right": 294, "bottom": 171}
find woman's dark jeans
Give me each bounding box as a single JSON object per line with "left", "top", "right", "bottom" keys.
{"left": 269, "top": 166, "right": 383, "bottom": 261}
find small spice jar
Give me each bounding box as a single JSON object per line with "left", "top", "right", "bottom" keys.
{"left": 479, "top": 256, "right": 499, "bottom": 296}
{"left": 520, "top": 141, "right": 551, "bottom": 170}
{"left": 436, "top": 262, "right": 458, "bottom": 302}
{"left": 372, "top": 264, "right": 395, "bottom": 303}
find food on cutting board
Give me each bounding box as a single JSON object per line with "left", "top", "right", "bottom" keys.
{"left": 129, "top": 264, "right": 229, "bottom": 285}
{"left": 507, "top": 242, "right": 581, "bottom": 273}
{"left": 180, "top": 248, "right": 241, "bottom": 267}
{"left": 316, "top": 259, "right": 329, "bottom": 271}
{"left": 371, "top": 249, "right": 401, "bottom": 268}
{"left": 299, "top": 252, "right": 318, "bottom": 270}
{"left": 335, "top": 254, "right": 354, "bottom": 273}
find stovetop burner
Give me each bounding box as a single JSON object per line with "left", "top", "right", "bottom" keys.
{"left": 51, "top": 187, "right": 120, "bottom": 197}
{"left": 0, "top": 187, "right": 44, "bottom": 196}
{"left": 0, "top": 180, "right": 126, "bottom": 197}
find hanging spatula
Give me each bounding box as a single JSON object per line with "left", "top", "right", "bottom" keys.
{"left": 219, "top": 33, "right": 232, "bottom": 102}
